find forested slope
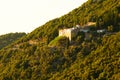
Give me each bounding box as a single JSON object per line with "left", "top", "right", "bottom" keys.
{"left": 0, "top": 32, "right": 26, "bottom": 50}
{"left": 0, "top": 0, "right": 120, "bottom": 79}
{"left": 50, "top": 32, "right": 120, "bottom": 80}
{"left": 19, "top": 0, "right": 120, "bottom": 43}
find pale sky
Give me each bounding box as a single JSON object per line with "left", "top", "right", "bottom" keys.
{"left": 0, "top": 0, "right": 87, "bottom": 35}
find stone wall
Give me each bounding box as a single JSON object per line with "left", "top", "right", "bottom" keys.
{"left": 59, "top": 27, "right": 80, "bottom": 41}
{"left": 59, "top": 29, "right": 72, "bottom": 41}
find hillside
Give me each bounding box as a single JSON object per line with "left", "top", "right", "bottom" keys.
{"left": 50, "top": 32, "right": 120, "bottom": 80}
{"left": 0, "top": 32, "right": 26, "bottom": 50}
{"left": 20, "top": 0, "right": 120, "bottom": 43}
{"left": 0, "top": 0, "right": 120, "bottom": 79}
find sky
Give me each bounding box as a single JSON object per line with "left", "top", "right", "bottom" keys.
{"left": 0, "top": 0, "right": 87, "bottom": 35}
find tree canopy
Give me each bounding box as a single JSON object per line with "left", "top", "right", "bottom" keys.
{"left": 0, "top": 0, "right": 119, "bottom": 79}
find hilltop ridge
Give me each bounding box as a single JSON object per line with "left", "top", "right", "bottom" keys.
{"left": 0, "top": 32, "right": 26, "bottom": 50}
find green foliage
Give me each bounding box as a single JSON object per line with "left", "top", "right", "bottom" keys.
{"left": 107, "top": 25, "right": 113, "bottom": 32}
{"left": 49, "top": 36, "right": 69, "bottom": 48}
{"left": 0, "top": 32, "right": 26, "bottom": 49}
{"left": 15, "top": 0, "right": 120, "bottom": 44}
{"left": 50, "top": 32, "right": 120, "bottom": 80}
{"left": 0, "top": 0, "right": 120, "bottom": 79}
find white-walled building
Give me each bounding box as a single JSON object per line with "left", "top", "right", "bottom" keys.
{"left": 59, "top": 25, "right": 90, "bottom": 41}
{"left": 97, "top": 29, "right": 106, "bottom": 33}
{"left": 59, "top": 27, "right": 80, "bottom": 41}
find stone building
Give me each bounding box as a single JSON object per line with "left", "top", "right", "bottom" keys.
{"left": 59, "top": 27, "right": 80, "bottom": 41}
{"left": 59, "top": 22, "right": 95, "bottom": 41}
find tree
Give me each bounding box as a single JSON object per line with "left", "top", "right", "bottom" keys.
{"left": 107, "top": 25, "right": 113, "bottom": 32}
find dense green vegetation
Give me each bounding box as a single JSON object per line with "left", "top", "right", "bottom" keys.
{"left": 22, "top": 0, "right": 120, "bottom": 43}
{"left": 48, "top": 36, "right": 69, "bottom": 48}
{"left": 0, "top": 0, "right": 120, "bottom": 79}
{"left": 50, "top": 32, "right": 120, "bottom": 80}
{"left": 0, "top": 32, "right": 26, "bottom": 50}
